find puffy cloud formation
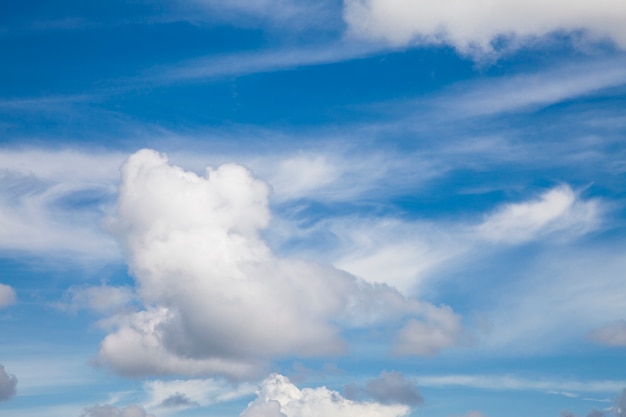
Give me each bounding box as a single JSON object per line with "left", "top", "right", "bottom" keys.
{"left": 475, "top": 185, "right": 600, "bottom": 244}
{"left": 0, "top": 364, "right": 17, "bottom": 401}
{"left": 240, "top": 374, "right": 410, "bottom": 417}
{"left": 344, "top": 371, "right": 423, "bottom": 406}
{"left": 343, "top": 0, "right": 626, "bottom": 54}
{"left": 97, "top": 150, "right": 462, "bottom": 379}
{"left": 80, "top": 405, "right": 153, "bottom": 417}
{"left": 588, "top": 320, "right": 626, "bottom": 346}
{"left": 0, "top": 283, "right": 16, "bottom": 308}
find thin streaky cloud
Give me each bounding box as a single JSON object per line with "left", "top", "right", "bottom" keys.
{"left": 415, "top": 374, "right": 626, "bottom": 393}
{"left": 151, "top": 41, "right": 387, "bottom": 83}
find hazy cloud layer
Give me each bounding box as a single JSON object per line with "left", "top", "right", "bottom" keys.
{"left": 241, "top": 374, "right": 410, "bottom": 417}
{"left": 80, "top": 405, "right": 154, "bottom": 417}
{"left": 96, "top": 150, "right": 463, "bottom": 379}
{"left": 0, "top": 149, "right": 121, "bottom": 259}
{"left": 60, "top": 285, "right": 134, "bottom": 314}
{"left": 0, "top": 364, "right": 17, "bottom": 401}
{"left": 344, "top": 371, "right": 423, "bottom": 406}
{"left": 588, "top": 321, "right": 626, "bottom": 346}
{"left": 343, "top": 0, "right": 626, "bottom": 54}
{"left": 0, "top": 283, "right": 16, "bottom": 308}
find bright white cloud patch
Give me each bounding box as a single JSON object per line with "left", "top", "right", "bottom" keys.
{"left": 475, "top": 185, "right": 601, "bottom": 244}
{"left": 0, "top": 283, "right": 16, "bottom": 308}
{"left": 241, "top": 374, "right": 410, "bottom": 417}
{"left": 343, "top": 0, "right": 626, "bottom": 54}
{"left": 97, "top": 149, "right": 462, "bottom": 379}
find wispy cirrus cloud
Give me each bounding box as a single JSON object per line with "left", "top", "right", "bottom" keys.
{"left": 416, "top": 374, "right": 626, "bottom": 394}
{"left": 151, "top": 41, "right": 385, "bottom": 83}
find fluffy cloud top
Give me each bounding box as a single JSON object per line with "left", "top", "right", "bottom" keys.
{"left": 343, "top": 0, "right": 626, "bottom": 54}
{"left": 80, "top": 405, "right": 153, "bottom": 417}
{"left": 241, "top": 374, "right": 410, "bottom": 417}
{"left": 0, "top": 283, "right": 16, "bottom": 308}
{"left": 0, "top": 364, "right": 17, "bottom": 401}
{"left": 97, "top": 150, "right": 462, "bottom": 379}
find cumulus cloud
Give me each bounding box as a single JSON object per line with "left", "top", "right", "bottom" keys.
{"left": 588, "top": 320, "right": 626, "bottom": 347}
{"left": 344, "top": 371, "right": 423, "bottom": 406}
{"left": 0, "top": 283, "right": 16, "bottom": 308}
{"left": 240, "top": 374, "right": 410, "bottom": 417}
{"left": 475, "top": 185, "right": 601, "bottom": 244}
{"left": 0, "top": 364, "right": 17, "bottom": 401}
{"left": 343, "top": 0, "right": 626, "bottom": 54}
{"left": 80, "top": 405, "right": 154, "bottom": 417}
{"left": 96, "top": 150, "right": 461, "bottom": 379}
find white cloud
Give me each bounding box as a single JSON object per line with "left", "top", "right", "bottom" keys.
{"left": 0, "top": 149, "right": 122, "bottom": 259}
{"left": 475, "top": 185, "right": 601, "bottom": 244}
{"left": 0, "top": 283, "right": 16, "bottom": 308}
{"left": 154, "top": 41, "right": 382, "bottom": 83}
{"left": 343, "top": 0, "right": 626, "bottom": 54}
{"left": 240, "top": 374, "right": 410, "bottom": 417}
{"left": 96, "top": 149, "right": 462, "bottom": 379}
{"left": 588, "top": 320, "right": 626, "bottom": 346}
{"left": 434, "top": 58, "right": 626, "bottom": 117}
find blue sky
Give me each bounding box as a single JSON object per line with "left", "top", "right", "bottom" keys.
{"left": 1, "top": 1, "right": 626, "bottom": 417}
